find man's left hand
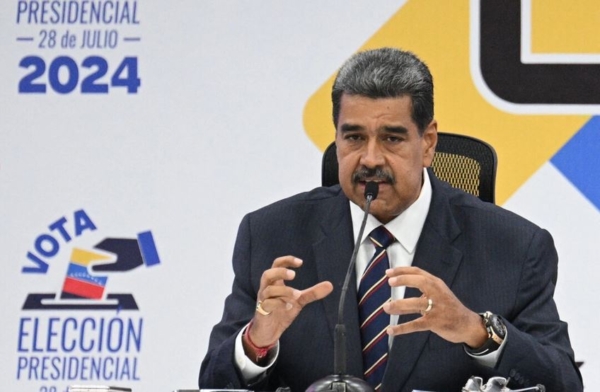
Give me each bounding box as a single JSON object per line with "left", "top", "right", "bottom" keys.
{"left": 383, "top": 266, "right": 487, "bottom": 348}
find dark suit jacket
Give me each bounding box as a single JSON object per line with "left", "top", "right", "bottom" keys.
{"left": 200, "top": 174, "right": 582, "bottom": 392}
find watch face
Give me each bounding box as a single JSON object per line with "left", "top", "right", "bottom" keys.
{"left": 491, "top": 315, "right": 507, "bottom": 338}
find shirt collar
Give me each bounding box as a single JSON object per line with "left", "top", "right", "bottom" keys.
{"left": 349, "top": 168, "right": 432, "bottom": 254}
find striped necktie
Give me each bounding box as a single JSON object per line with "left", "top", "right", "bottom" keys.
{"left": 358, "top": 225, "right": 395, "bottom": 390}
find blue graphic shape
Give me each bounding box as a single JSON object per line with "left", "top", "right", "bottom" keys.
{"left": 551, "top": 116, "right": 600, "bottom": 211}
{"left": 138, "top": 231, "right": 161, "bottom": 266}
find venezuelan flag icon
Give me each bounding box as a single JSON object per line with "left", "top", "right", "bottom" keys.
{"left": 60, "top": 248, "right": 111, "bottom": 300}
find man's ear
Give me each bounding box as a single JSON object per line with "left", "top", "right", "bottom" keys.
{"left": 422, "top": 120, "right": 438, "bottom": 167}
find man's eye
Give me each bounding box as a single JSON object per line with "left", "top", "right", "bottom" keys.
{"left": 386, "top": 136, "right": 402, "bottom": 142}
{"left": 345, "top": 134, "right": 362, "bottom": 141}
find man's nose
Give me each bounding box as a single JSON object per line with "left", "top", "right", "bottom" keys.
{"left": 359, "top": 140, "right": 385, "bottom": 168}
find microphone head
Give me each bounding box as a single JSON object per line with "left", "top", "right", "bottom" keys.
{"left": 364, "top": 181, "right": 379, "bottom": 201}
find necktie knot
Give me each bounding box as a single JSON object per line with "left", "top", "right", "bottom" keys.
{"left": 369, "top": 226, "right": 395, "bottom": 249}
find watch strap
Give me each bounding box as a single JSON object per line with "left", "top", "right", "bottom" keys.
{"left": 465, "top": 311, "right": 504, "bottom": 356}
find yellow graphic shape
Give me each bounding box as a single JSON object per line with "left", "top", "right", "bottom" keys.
{"left": 303, "top": 0, "right": 589, "bottom": 204}
{"left": 532, "top": 0, "right": 600, "bottom": 53}
{"left": 70, "top": 247, "right": 112, "bottom": 266}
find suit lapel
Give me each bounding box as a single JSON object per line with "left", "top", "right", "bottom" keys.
{"left": 382, "top": 174, "right": 464, "bottom": 392}
{"left": 312, "top": 189, "right": 364, "bottom": 377}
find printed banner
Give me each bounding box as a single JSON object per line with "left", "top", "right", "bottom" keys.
{"left": 1, "top": 1, "right": 597, "bottom": 390}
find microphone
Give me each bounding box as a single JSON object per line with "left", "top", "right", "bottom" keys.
{"left": 364, "top": 181, "right": 379, "bottom": 200}
{"left": 307, "top": 181, "right": 379, "bottom": 392}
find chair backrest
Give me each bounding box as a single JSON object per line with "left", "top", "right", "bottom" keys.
{"left": 321, "top": 132, "right": 498, "bottom": 203}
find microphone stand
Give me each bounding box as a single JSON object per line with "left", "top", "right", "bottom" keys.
{"left": 307, "top": 182, "right": 379, "bottom": 392}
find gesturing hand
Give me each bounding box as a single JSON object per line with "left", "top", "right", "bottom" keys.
{"left": 383, "top": 266, "right": 487, "bottom": 348}
{"left": 248, "top": 255, "right": 334, "bottom": 348}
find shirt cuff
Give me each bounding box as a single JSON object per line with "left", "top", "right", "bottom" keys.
{"left": 234, "top": 323, "right": 279, "bottom": 381}
{"left": 464, "top": 329, "right": 508, "bottom": 368}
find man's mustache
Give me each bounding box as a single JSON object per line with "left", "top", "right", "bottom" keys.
{"left": 351, "top": 167, "right": 396, "bottom": 185}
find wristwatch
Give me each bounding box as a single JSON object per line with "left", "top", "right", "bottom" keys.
{"left": 466, "top": 311, "right": 507, "bottom": 356}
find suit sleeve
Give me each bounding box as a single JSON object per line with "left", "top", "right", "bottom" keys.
{"left": 496, "top": 228, "right": 583, "bottom": 390}
{"left": 199, "top": 214, "right": 276, "bottom": 390}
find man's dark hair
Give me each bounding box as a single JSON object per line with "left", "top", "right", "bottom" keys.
{"left": 332, "top": 47, "right": 434, "bottom": 133}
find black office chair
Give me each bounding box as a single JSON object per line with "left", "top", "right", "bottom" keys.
{"left": 321, "top": 132, "right": 498, "bottom": 203}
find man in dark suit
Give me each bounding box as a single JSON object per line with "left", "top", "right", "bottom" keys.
{"left": 199, "top": 48, "right": 582, "bottom": 391}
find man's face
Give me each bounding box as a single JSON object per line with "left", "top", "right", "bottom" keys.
{"left": 335, "top": 94, "right": 437, "bottom": 223}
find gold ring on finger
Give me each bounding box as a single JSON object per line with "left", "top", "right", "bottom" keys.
{"left": 422, "top": 297, "right": 433, "bottom": 315}
{"left": 256, "top": 300, "right": 272, "bottom": 316}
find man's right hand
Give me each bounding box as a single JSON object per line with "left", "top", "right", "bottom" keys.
{"left": 247, "top": 255, "right": 333, "bottom": 351}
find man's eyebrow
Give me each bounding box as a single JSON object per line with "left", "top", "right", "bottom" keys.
{"left": 383, "top": 126, "right": 409, "bottom": 134}
{"left": 339, "top": 123, "right": 364, "bottom": 132}
{"left": 339, "top": 124, "right": 410, "bottom": 134}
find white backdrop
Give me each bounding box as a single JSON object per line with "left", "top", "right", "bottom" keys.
{"left": 1, "top": 1, "right": 596, "bottom": 391}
